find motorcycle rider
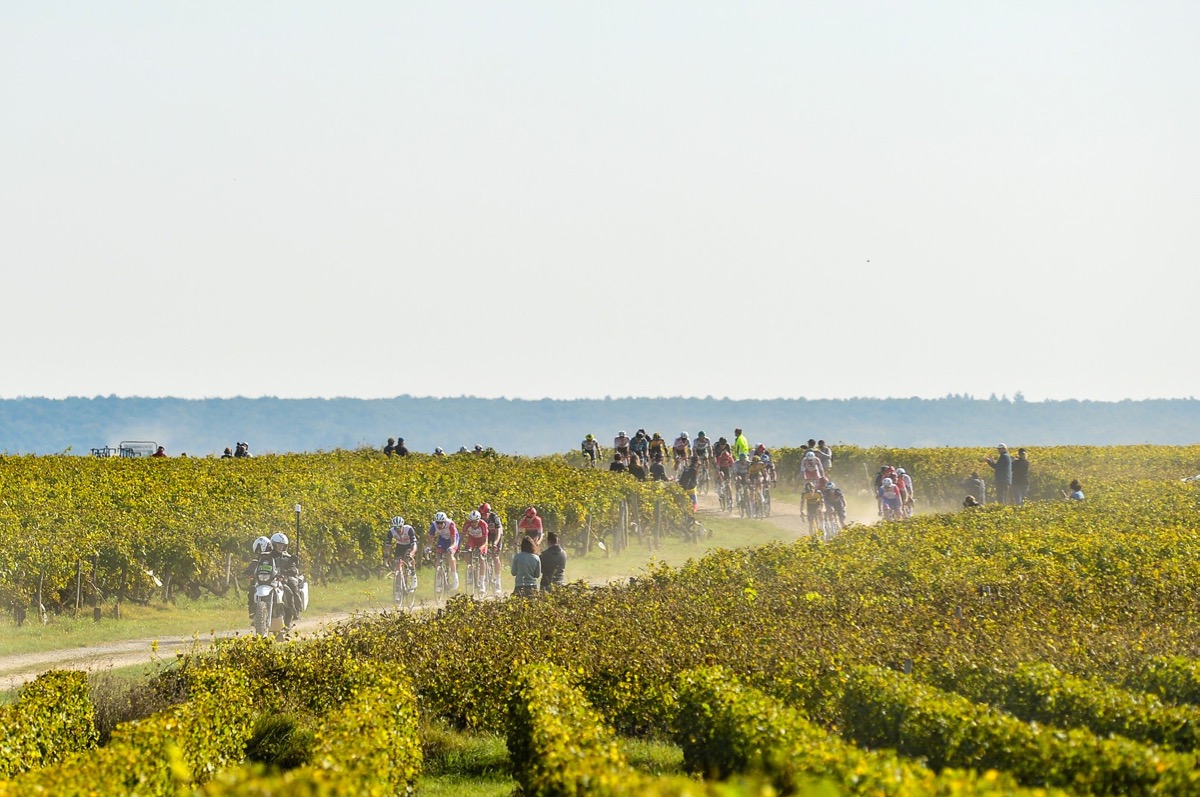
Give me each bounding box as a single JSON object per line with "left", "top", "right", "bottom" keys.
{"left": 256, "top": 532, "right": 304, "bottom": 626}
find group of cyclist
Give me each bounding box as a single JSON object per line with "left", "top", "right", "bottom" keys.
{"left": 873, "top": 464, "right": 915, "bottom": 520}
{"left": 383, "top": 504, "right": 552, "bottom": 599}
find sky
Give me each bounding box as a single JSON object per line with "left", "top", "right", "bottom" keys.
{"left": 3, "top": 2, "right": 1198, "bottom": 402}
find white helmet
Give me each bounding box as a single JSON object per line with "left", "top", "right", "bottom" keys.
{"left": 896, "top": 468, "right": 906, "bottom": 475}
{"left": 469, "top": 510, "right": 482, "bottom": 521}
{"left": 618, "top": 430, "right": 626, "bottom": 437}
{"left": 270, "top": 532, "right": 289, "bottom": 547}
{"left": 252, "top": 536, "right": 272, "bottom": 554}
{"left": 805, "top": 451, "right": 817, "bottom": 459}
{"left": 681, "top": 431, "right": 688, "bottom": 438}
{"left": 882, "top": 478, "right": 893, "bottom": 486}
{"left": 434, "top": 511, "right": 448, "bottom": 523}
{"left": 390, "top": 516, "right": 405, "bottom": 528}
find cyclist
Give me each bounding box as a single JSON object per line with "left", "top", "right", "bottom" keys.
{"left": 613, "top": 430, "right": 631, "bottom": 462}
{"left": 629, "top": 429, "right": 650, "bottom": 463}
{"left": 755, "top": 444, "right": 778, "bottom": 486}
{"left": 822, "top": 480, "right": 846, "bottom": 529}
{"left": 802, "top": 482, "right": 824, "bottom": 534}
{"left": 462, "top": 510, "right": 490, "bottom": 591}
{"left": 713, "top": 436, "right": 732, "bottom": 459}
{"left": 480, "top": 502, "right": 504, "bottom": 593}
{"left": 678, "top": 455, "right": 700, "bottom": 510}
{"left": 693, "top": 431, "right": 712, "bottom": 461}
{"left": 518, "top": 506, "right": 544, "bottom": 548}
{"left": 581, "top": 434, "right": 602, "bottom": 466}
{"left": 385, "top": 515, "right": 419, "bottom": 591}
{"left": 877, "top": 478, "right": 903, "bottom": 520}
{"left": 672, "top": 432, "right": 691, "bottom": 474}
{"left": 646, "top": 432, "right": 667, "bottom": 462}
{"left": 714, "top": 446, "right": 734, "bottom": 496}
{"left": 800, "top": 450, "right": 825, "bottom": 484}
{"left": 896, "top": 468, "right": 915, "bottom": 517}
{"left": 427, "top": 511, "right": 460, "bottom": 590}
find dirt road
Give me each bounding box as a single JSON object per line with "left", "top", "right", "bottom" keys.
{"left": 0, "top": 485, "right": 864, "bottom": 692}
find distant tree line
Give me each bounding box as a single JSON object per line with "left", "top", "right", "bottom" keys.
{"left": 0, "top": 395, "right": 1197, "bottom": 457}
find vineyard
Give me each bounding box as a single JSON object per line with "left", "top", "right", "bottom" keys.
{"left": 3, "top": 446, "right": 1200, "bottom": 794}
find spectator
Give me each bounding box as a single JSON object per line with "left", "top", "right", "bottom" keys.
{"left": 221, "top": 447, "right": 234, "bottom": 459}
{"left": 395, "top": 437, "right": 409, "bottom": 456}
{"left": 627, "top": 454, "right": 647, "bottom": 482}
{"left": 985, "top": 444, "right": 1012, "bottom": 504}
{"left": 511, "top": 537, "right": 542, "bottom": 597}
{"left": 678, "top": 455, "right": 700, "bottom": 510}
{"left": 816, "top": 440, "right": 833, "bottom": 473}
{"left": 608, "top": 452, "right": 627, "bottom": 473}
{"left": 648, "top": 454, "right": 669, "bottom": 482}
{"left": 1011, "top": 448, "right": 1031, "bottom": 505}
{"left": 234, "top": 442, "right": 252, "bottom": 458}
{"left": 1063, "top": 479, "right": 1085, "bottom": 501}
{"left": 151, "top": 446, "right": 167, "bottom": 458}
{"left": 384, "top": 438, "right": 396, "bottom": 456}
{"left": 962, "top": 471, "right": 986, "bottom": 505}
{"left": 539, "top": 532, "right": 567, "bottom": 592}
{"left": 962, "top": 495, "right": 981, "bottom": 509}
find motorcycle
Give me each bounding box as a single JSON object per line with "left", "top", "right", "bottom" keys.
{"left": 251, "top": 554, "right": 309, "bottom": 639}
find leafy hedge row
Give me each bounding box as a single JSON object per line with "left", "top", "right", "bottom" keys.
{"left": 936, "top": 662, "right": 1200, "bottom": 752}
{"left": 1125, "top": 656, "right": 1200, "bottom": 708}
{"left": 0, "top": 669, "right": 253, "bottom": 796}
{"left": 841, "top": 666, "right": 1200, "bottom": 796}
{"left": 198, "top": 666, "right": 422, "bottom": 797}
{"left": 675, "top": 666, "right": 1057, "bottom": 797}
{"left": 0, "top": 670, "right": 97, "bottom": 780}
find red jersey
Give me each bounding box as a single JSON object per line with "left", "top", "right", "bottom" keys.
{"left": 463, "top": 519, "right": 489, "bottom": 549}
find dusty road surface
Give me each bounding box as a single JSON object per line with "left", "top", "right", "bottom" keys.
{"left": 1, "top": 486, "right": 872, "bottom": 691}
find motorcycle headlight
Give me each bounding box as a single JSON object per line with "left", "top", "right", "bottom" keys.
{"left": 256, "top": 572, "right": 273, "bottom": 583}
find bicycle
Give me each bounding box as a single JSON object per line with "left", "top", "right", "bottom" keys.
{"left": 389, "top": 555, "right": 417, "bottom": 610}
{"left": 716, "top": 471, "right": 732, "bottom": 512}
{"left": 697, "top": 460, "right": 711, "bottom": 495}
{"left": 433, "top": 550, "right": 458, "bottom": 606}
{"left": 466, "top": 546, "right": 487, "bottom": 599}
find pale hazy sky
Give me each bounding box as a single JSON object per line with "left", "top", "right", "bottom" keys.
{"left": 3, "top": 2, "right": 1198, "bottom": 402}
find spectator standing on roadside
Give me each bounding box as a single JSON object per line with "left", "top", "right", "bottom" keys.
{"left": 1011, "top": 448, "right": 1031, "bottom": 505}
{"left": 627, "top": 454, "right": 647, "bottom": 481}
{"left": 649, "top": 454, "right": 669, "bottom": 482}
{"left": 608, "top": 452, "right": 627, "bottom": 473}
{"left": 151, "top": 446, "right": 167, "bottom": 458}
{"left": 221, "top": 447, "right": 234, "bottom": 459}
{"left": 539, "top": 532, "right": 567, "bottom": 592}
{"left": 963, "top": 471, "right": 986, "bottom": 505}
{"left": 511, "top": 537, "right": 542, "bottom": 597}
{"left": 985, "top": 444, "right": 1013, "bottom": 504}
{"left": 816, "top": 440, "right": 833, "bottom": 473}
{"left": 384, "top": 438, "right": 397, "bottom": 456}
{"left": 733, "top": 428, "right": 750, "bottom": 459}
{"left": 395, "top": 438, "right": 409, "bottom": 456}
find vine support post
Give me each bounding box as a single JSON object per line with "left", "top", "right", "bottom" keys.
{"left": 74, "top": 559, "right": 83, "bottom": 617}
{"left": 37, "top": 571, "right": 47, "bottom": 625}
{"left": 92, "top": 552, "right": 101, "bottom": 623}
{"left": 224, "top": 552, "right": 232, "bottom": 591}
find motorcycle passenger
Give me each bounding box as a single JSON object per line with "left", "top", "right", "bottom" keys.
{"left": 269, "top": 532, "right": 304, "bottom": 625}
{"left": 428, "top": 511, "right": 460, "bottom": 590}
{"left": 385, "top": 515, "right": 419, "bottom": 590}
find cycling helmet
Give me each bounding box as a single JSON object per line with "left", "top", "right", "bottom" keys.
{"left": 252, "top": 536, "right": 272, "bottom": 554}
{"left": 698, "top": 431, "right": 706, "bottom": 437}
{"left": 525, "top": 507, "right": 537, "bottom": 517}
{"left": 827, "top": 481, "right": 837, "bottom": 489}
{"left": 434, "top": 511, "right": 448, "bottom": 523}
{"left": 897, "top": 468, "right": 906, "bottom": 475}
{"left": 479, "top": 502, "right": 491, "bottom": 514}
{"left": 434, "top": 447, "right": 444, "bottom": 455}
{"left": 473, "top": 444, "right": 483, "bottom": 452}
{"left": 457, "top": 446, "right": 468, "bottom": 454}
{"left": 390, "top": 516, "right": 405, "bottom": 528}
{"left": 586, "top": 433, "right": 593, "bottom": 440}
{"left": 618, "top": 430, "right": 626, "bottom": 437}
{"left": 882, "top": 478, "right": 893, "bottom": 486}
{"left": 738, "top": 453, "right": 748, "bottom": 461}
{"left": 469, "top": 510, "right": 482, "bottom": 521}
{"left": 757, "top": 444, "right": 767, "bottom": 454}
{"left": 270, "top": 532, "right": 289, "bottom": 547}
{"left": 681, "top": 431, "right": 688, "bottom": 438}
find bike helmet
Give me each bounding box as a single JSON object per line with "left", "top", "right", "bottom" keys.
{"left": 270, "top": 532, "right": 289, "bottom": 547}
{"left": 252, "top": 536, "right": 272, "bottom": 554}
{"left": 390, "top": 516, "right": 405, "bottom": 528}
{"left": 434, "top": 511, "right": 448, "bottom": 523}
{"left": 479, "top": 502, "right": 491, "bottom": 514}
{"left": 882, "top": 478, "right": 893, "bottom": 486}
{"left": 896, "top": 468, "right": 906, "bottom": 475}
{"left": 469, "top": 510, "right": 482, "bottom": 521}
{"left": 525, "top": 507, "right": 537, "bottom": 517}
{"left": 586, "top": 433, "right": 593, "bottom": 440}
{"left": 618, "top": 430, "right": 626, "bottom": 437}
{"left": 698, "top": 431, "right": 706, "bottom": 437}
{"left": 434, "top": 447, "right": 444, "bottom": 455}
{"left": 680, "top": 431, "right": 688, "bottom": 438}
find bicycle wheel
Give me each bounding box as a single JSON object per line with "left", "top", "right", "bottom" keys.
{"left": 698, "top": 465, "right": 710, "bottom": 495}
{"left": 392, "top": 568, "right": 405, "bottom": 603}
{"left": 762, "top": 488, "right": 771, "bottom": 517}
{"left": 434, "top": 562, "right": 446, "bottom": 605}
